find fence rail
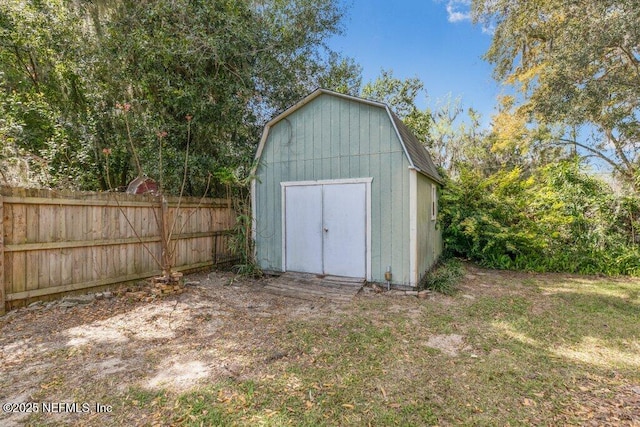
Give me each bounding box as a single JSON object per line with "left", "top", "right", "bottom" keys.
{"left": 0, "top": 187, "right": 237, "bottom": 313}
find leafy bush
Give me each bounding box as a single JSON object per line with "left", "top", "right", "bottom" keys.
{"left": 228, "top": 195, "right": 263, "bottom": 278}
{"left": 440, "top": 159, "right": 640, "bottom": 276}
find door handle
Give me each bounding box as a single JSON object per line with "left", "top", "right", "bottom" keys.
{"left": 323, "top": 227, "right": 329, "bottom": 232}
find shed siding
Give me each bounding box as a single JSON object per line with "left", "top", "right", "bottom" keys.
{"left": 255, "top": 93, "right": 412, "bottom": 284}
{"left": 416, "top": 172, "right": 443, "bottom": 281}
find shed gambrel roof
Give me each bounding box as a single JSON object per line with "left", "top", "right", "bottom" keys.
{"left": 389, "top": 111, "right": 442, "bottom": 184}
{"left": 253, "top": 88, "right": 443, "bottom": 184}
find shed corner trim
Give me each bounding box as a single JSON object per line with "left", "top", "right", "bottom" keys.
{"left": 409, "top": 168, "right": 418, "bottom": 286}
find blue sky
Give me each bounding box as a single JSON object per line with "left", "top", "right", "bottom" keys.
{"left": 327, "top": 0, "right": 500, "bottom": 121}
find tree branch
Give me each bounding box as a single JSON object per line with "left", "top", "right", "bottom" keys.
{"left": 604, "top": 129, "right": 634, "bottom": 172}
{"left": 618, "top": 45, "right": 640, "bottom": 77}
{"left": 549, "top": 137, "right": 630, "bottom": 177}
{"left": 12, "top": 45, "right": 39, "bottom": 89}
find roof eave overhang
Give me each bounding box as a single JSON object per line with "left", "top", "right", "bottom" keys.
{"left": 408, "top": 166, "right": 444, "bottom": 185}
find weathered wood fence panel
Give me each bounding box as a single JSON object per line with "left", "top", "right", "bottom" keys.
{"left": 1, "top": 187, "right": 237, "bottom": 313}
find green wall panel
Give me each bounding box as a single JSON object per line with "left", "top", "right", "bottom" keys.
{"left": 416, "top": 172, "right": 443, "bottom": 280}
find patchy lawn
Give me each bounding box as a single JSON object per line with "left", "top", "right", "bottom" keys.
{"left": 1, "top": 264, "right": 639, "bottom": 426}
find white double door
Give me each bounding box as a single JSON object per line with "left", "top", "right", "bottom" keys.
{"left": 284, "top": 181, "right": 367, "bottom": 278}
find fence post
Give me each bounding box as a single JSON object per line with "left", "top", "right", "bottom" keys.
{"left": 160, "top": 196, "right": 169, "bottom": 273}
{"left": 0, "top": 195, "right": 5, "bottom": 315}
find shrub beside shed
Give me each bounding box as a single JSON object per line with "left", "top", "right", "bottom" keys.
{"left": 251, "top": 89, "right": 442, "bottom": 287}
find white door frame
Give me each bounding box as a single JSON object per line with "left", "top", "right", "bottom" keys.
{"left": 281, "top": 178, "right": 372, "bottom": 280}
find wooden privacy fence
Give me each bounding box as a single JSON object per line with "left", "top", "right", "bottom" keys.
{"left": 0, "top": 187, "right": 237, "bottom": 313}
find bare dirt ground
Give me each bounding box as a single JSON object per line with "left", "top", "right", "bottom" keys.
{"left": 0, "top": 271, "right": 369, "bottom": 426}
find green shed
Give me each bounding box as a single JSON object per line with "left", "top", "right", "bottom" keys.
{"left": 251, "top": 89, "right": 443, "bottom": 287}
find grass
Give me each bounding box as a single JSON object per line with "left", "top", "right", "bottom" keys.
{"left": 166, "top": 269, "right": 640, "bottom": 425}
{"left": 418, "top": 257, "right": 464, "bottom": 295}
{"left": 14, "top": 265, "right": 640, "bottom": 426}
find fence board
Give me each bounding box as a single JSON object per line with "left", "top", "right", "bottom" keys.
{"left": 26, "top": 251, "right": 37, "bottom": 291}
{"left": 60, "top": 247, "right": 72, "bottom": 287}
{"left": 1, "top": 187, "right": 237, "bottom": 311}
{"left": 12, "top": 203, "right": 26, "bottom": 244}
{"left": 0, "top": 196, "right": 4, "bottom": 314}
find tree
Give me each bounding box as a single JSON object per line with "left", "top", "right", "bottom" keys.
{"left": 361, "top": 69, "right": 425, "bottom": 118}
{"left": 361, "top": 69, "right": 433, "bottom": 152}
{"left": 1, "top": 0, "right": 359, "bottom": 194}
{"left": 0, "top": 0, "right": 94, "bottom": 188}
{"left": 316, "top": 53, "right": 362, "bottom": 96}
{"left": 361, "top": 70, "right": 491, "bottom": 176}
{"left": 427, "top": 96, "right": 492, "bottom": 175}
{"left": 473, "top": 0, "right": 640, "bottom": 192}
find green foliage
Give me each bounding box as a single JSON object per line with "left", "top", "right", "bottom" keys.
{"left": 0, "top": 0, "right": 98, "bottom": 188}
{"left": 441, "top": 159, "right": 640, "bottom": 275}
{"left": 316, "top": 53, "right": 363, "bottom": 96}
{"left": 473, "top": 0, "right": 640, "bottom": 191}
{"left": 229, "top": 211, "right": 262, "bottom": 278}
{"left": 421, "top": 52, "right": 640, "bottom": 277}
{"left": 361, "top": 69, "right": 425, "bottom": 119}
{"left": 418, "top": 257, "right": 464, "bottom": 295}
{"left": 1, "top": 0, "right": 360, "bottom": 194}
{"left": 358, "top": 70, "right": 639, "bottom": 277}
{"left": 227, "top": 188, "right": 262, "bottom": 277}
{"left": 360, "top": 69, "right": 433, "bottom": 152}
